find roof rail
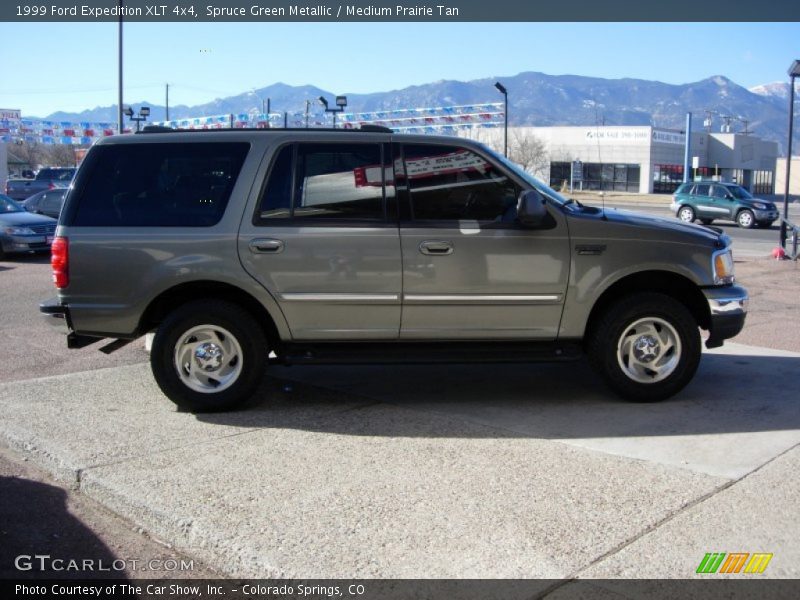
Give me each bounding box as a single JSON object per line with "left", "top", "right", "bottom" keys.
{"left": 138, "top": 125, "right": 394, "bottom": 134}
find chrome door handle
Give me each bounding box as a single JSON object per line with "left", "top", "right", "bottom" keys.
{"left": 419, "top": 240, "right": 453, "bottom": 255}
{"left": 249, "top": 238, "right": 284, "bottom": 253}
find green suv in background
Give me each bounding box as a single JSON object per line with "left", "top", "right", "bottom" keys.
{"left": 671, "top": 181, "right": 778, "bottom": 229}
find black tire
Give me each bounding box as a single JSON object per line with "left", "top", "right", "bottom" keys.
{"left": 676, "top": 205, "right": 695, "bottom": 223}
{"left": 700, "top": 219, "right": 714, "bottom": 226}
{"left": 736, "top": 209, "right": 755, "bottom": 229}
{"left": 588, "top": 292, "right": 701, "bottom": 402}
{"left": 150, "top": 300, "right": 268, "bottom": 412}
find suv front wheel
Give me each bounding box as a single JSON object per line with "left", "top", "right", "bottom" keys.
{"left": 588, "top": 293, "right": 701, "bottom": 402}
{"left": 151, "top": 300, "right": 267, "bottom": 412}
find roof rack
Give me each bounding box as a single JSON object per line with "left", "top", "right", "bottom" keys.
{"left": 138, "top": 124, "right": 394, "bottom": 134}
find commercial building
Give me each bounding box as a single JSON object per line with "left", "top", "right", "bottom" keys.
{"left": 465, "top": 125, "right": 779, "bottom": 195}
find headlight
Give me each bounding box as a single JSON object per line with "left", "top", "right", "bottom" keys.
{"left": 752, "top": 202, "right": 767, "bottom": 210}
{"left": 713, "top": 248, "right": 735, "bottom": 285}
{"left": 4, "top": 226, "right": 36, "bottom": 235}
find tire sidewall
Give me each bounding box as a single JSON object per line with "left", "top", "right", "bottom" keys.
{"left": 151, "top": 301, "right": 267, "bottom": 412}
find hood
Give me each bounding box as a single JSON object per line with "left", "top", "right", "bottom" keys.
{"left": 0, "top": 211, "right": 57, "bottom": 227}
{"left": 592, "top": 207, "right": 725, "bottom": 246}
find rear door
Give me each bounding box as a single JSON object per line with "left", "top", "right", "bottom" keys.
{"left": 396, "top": 142, "right": 570, "bottom": 340}
{"left": 690, "top": 183, "right": 713, "bottom": 218}
{"left": 238, "top": 138, "right": 402, "bottom": 340}
{"left": 709, "top": 184, "right": 736, "bottom": 220}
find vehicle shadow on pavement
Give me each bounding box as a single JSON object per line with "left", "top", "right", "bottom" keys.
{"left": 0, "top": 476, "right": 128, "bottom": 580}
{"left": 196, "top": 353, "right": 800, "bottom": 441}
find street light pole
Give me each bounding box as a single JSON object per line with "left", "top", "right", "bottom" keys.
{"left": 495, "top": 82, "right": 508, "bottom": 157}
{"left": 117, "top": 0, "right": 123, "bottom": 134}
{"left": 780, "top": 60, "right": 800, "bottom": 250}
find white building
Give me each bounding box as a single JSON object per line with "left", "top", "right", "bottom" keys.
{"left": 464, "top": 125, "right": 779, "bottom": 195}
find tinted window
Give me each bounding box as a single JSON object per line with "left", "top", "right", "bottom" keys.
{"left": 693, "top": 184, "right": 710, "bottom": 196}
{"left": 256, "top": 143, "right": 385, "bottom": 222}
{"left": 710, "top": 185, "right": 728, "bottom": 199}
{"left": 72, "top": 143, "right": 249, "bottom": 227}
{"left": 38, "top": 168, "right": 75, "bottom": 181}
{"left": 402, "top": 144, "right": 518, "bottom": 222}
{"left": 258, "top": 145, "right": 293, "bottom": 219}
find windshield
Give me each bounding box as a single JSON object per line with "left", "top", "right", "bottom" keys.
{"left": 729, "top": 185, "right": 753, "bottom": 200}
{"left": 0, "top": 195, "right": 24, "bottom": 213}
{"left": 480, "top": 144, "right": 571, "bottom": 207}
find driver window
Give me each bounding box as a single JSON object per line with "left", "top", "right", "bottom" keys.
{"left": 402, "top": 144, "right": 518, "bottom": 223}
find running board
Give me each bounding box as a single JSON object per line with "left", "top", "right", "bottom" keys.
{"left": 275, "top": 341, "right": 582, "bottom": 366}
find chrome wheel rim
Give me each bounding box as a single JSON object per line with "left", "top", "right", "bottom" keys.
{"left": 173, "top": 325, "right": 243, "bottom": 393}
{"left": 616, "top": 317, "right": 681, "bottom": 384}
{"left": 678, "top": 207, "right": 694, "bottom": 223}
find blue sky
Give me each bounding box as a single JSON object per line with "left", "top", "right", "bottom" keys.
{"left": 1, "top": 21, "right": 798, "bottom": 117}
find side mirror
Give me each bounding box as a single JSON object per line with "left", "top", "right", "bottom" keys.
{"left": 516, "top": 190, "right": 547, "bottom": 228}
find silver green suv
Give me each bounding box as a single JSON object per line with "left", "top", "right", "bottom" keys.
{"left": 40, "top": 127, "right": 748, "bottom": 412}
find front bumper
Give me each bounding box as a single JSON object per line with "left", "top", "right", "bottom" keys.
{"left": 753, "top": 209, "right": 778, "bottom": 223}
{"left": 1, "top": 234, "right": 51, "bottom": 253}
{"left": 703, "top": 285, "right": 748, "bottom": 349}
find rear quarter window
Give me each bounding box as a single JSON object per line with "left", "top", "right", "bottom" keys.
{"left": 69, "top": 142, "right": 249, "bottom": 227}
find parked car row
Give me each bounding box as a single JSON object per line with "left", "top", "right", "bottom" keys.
{"left": 5, "top": 167, "right": 76, "bottom": 202}
{"left": 0, "top": 194, "right": 58, "bottom": 259}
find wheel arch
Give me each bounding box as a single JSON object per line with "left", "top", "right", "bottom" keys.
{"left": 138, "top": 281, "right": 282, "bottom": 349}
{"left": 583, "top": 270, "right": 710, "bottom": 349}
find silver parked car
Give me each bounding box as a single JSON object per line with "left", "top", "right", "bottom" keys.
{"left": 0, "top": 194, "right": 58, "bottom": 258}
{"left": 22, "top": 188, "right": 69, "bottom": 219}
{"left": 40, "top": 127, "right": 748, "bottom": 412}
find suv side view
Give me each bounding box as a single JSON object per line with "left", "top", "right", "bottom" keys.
{"left": 41, "top": 128, "right": 748, "bottom": 412}
{"left": 671, "top": 181, "right": 778, "bottom": 229}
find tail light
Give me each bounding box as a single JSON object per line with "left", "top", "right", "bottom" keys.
{"left": 48, "top": 182, "right": 56, "bottom": 190}
{"left": 51, "top": 236, "right": 69, "bottom": 289}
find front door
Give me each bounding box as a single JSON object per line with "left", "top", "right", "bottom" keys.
{"left": 396, "top": 143, "right": 570, "bottom": 340}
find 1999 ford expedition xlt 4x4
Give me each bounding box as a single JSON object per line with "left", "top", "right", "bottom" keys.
{"left": 40, "top": 126, "right": 748, "bottom": 412}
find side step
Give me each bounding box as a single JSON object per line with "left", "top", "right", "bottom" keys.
{"left": 277, "top": 341, "right": 582, "bottom": 366}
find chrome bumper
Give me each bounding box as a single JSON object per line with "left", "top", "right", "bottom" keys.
{"left": 39, "top": 297, "right": 70, "bottom": 335}
{"left": 703, "top": 285, "right": 748, "bottom": 348}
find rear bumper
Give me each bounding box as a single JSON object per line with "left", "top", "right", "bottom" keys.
{"left": 39, "top": 297, "right": 70, "bottom": 335}
{"left": 703, "top": 285, "right": 748, "bottom": 349}
{"left": 39, "top": 298, "right": 103, "bottom": 348}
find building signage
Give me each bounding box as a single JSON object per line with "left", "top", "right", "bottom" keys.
{"left": 585, "top": 128, "right": 651, "bottom": 143}
{"left": 0, "top": 109, "right": 21, "bottom": 120}
{"left": 652, "top": 129, "right": 686, "bottom": 145}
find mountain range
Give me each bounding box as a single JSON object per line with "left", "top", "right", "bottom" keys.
{"left": 40, "top": 72, "right": 800, "bottom": 155}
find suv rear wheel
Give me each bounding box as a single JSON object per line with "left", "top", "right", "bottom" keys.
{"left": 677, "top": 206, "right": 695, "bottom": 223}
{"left": 588, "top": 293, "right": 701, "bottom": 402}
{"left": 151, "top": 300, "right": 267, "bottom": 412}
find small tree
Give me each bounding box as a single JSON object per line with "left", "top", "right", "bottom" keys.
{"left": 508, "top": 130, "right": 549, "bottom": 180}
{"left": 12, "top": 140, "right": 46, "bottom": 171}
{"left": 47, "top": 144, "right": 78, "bottom": 167}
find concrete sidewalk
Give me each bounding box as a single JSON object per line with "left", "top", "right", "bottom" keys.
{"left": 1, "top": 342, "right": 798, "bottom": 579}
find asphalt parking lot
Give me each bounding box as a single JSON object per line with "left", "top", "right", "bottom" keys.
{"left": 1, "top": 242, "right": 799, "bottom": 583}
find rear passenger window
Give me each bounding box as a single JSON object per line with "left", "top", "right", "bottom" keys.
{"left": 256, "top": 142, "right": 386, "bottom": 223}
{"left": 71, "top": 143, "right": 249, "bottom": 227}
{"left": 693, "top": 184, "right": 710, "bottom": 196}
{"left": 710, "top": 185, "right": 728, "bottom": 199}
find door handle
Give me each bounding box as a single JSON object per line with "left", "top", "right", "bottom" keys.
{"left": 419, "top": 240, "right": 453, "bottom": 255}
{"left": 249, "top": 238, "right": 284, "bottom": 254}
